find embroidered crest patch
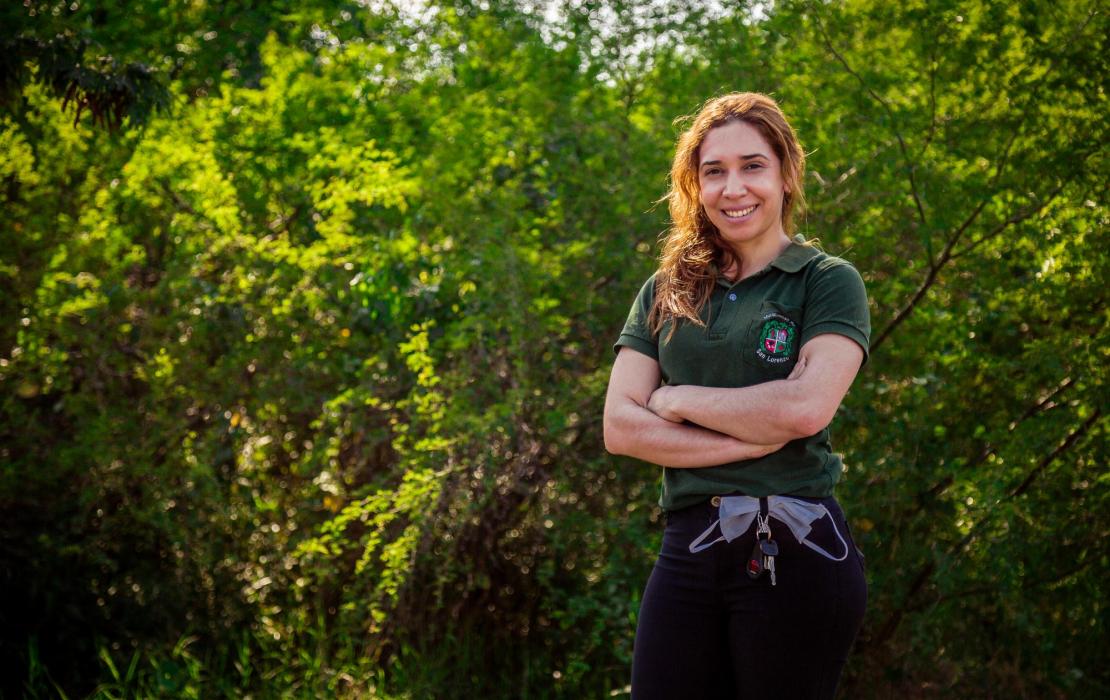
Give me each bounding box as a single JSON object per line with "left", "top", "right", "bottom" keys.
{"left": 755, "top": 312, "right": 797, "bottom": 364}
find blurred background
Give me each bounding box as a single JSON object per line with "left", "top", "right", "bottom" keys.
{"left": 1, "top": 0, "right": 1106, "bottom": 697}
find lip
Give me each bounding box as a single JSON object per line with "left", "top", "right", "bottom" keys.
{"left": 721, "top": 204, "right": 758, "bottom": 221}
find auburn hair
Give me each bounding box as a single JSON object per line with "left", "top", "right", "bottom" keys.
{"left": 648, "top": 92, "right": 807, "bottom": 336}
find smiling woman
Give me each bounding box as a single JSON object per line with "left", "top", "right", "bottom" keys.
{"left": 603, "top": 93, "right": 871, "bottom": 699}
{"left": 697, "top": 121, "right": 789, "bottom": 258}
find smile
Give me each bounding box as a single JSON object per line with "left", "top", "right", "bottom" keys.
{"left": 722, "top": 205, "right": 757, "bottom": 219}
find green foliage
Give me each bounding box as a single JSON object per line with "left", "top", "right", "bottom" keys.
{"left": 1, "top": 0, "right": 1106, "bottom": 698}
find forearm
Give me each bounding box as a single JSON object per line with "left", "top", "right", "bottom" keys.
{"left": 650, "top": 336, "right": 865, "bottom": 443}
{"left": 604, "top": 402, "right": 779, "bottom": 468}
{"left": 664, "top": 380, "right": 818, "bottom": 444}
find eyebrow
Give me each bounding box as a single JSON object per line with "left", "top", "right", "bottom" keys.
{"left": 700, "top": 153, "right": 769, "bottom": 167}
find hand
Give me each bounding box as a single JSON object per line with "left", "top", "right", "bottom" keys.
{"left": 787, "top": 355, "right": 807, "bottom": 380}
{"left": 647, "top": 385, "right": 685, "bottom": 423}
{"left": 755, "top": 441, "right": 789, "bottom": 457}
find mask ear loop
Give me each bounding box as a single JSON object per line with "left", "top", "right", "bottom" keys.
{"left": 785, "top": 505, "right": 850, "bottom": 562}
{"left": 688, "top": 518, "right": 725, "bottom": 554}
{"left": 688, "top": 496, "right": 761, "bottom": 553}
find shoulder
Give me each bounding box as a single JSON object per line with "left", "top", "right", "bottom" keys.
{"left": 632, "top": 270, "right": 661, "bottom": 301}
{"left": 616, "top": 271, "right": 663, "bottom": 355}
{"left": 621, "top": 270, "right": 661, "bottom": 322}
{"left": 806, "top": 247, "right": 860, "bottom": 272}
{"left": 803, "top": 250, "right": 866, "bottom": 288}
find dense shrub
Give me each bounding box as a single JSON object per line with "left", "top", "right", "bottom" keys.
{"left": 2, "top": 1, "right": 1106, "bottom": 697}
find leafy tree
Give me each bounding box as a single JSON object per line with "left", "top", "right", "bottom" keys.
{"left": 1, "top": 0, "right": 1105, "bottom": 697}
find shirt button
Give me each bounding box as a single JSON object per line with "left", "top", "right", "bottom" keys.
{"left": 710, "top": 496, "right": 722, "bottom": 507}
{"left": 728, "top": 293, "right": 737, "bottom": 301}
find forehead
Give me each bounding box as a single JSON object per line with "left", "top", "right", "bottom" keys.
{"left": 699, "top": 121, "right": 777, "bottom": 164}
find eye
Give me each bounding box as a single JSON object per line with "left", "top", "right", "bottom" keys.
{"left": 703, "top": 167, "right": 723, "bottom": 176}
{"left": 744, "top": 162, "right": 765, "bottom": 171}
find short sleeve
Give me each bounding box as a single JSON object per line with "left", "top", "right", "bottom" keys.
{"left": 613, "top": 274, "right": 660, "bottom": 360}
{"left": 800, "top": 259, "right": 871, "bottom": 366}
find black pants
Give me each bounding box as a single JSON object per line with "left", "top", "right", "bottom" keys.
{"left": 631, "top": 495, "right": 867, "bottom": 699}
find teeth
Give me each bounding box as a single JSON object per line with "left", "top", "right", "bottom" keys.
{"left": 724, "top": 205, "right": 756, "bottom": 218}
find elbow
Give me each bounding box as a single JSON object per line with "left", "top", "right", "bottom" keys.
{"left": 603, "top": 418, "right": 625, "bottom": 456}
{"left": 602, "top": 408, "right": 631, "bottom": 456}
{"left": 792, "top": 405, "right": 835, "bottom": 439}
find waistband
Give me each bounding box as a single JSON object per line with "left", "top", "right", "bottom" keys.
{"left": 687, "top": 494, "right": 850, "bottom": 561}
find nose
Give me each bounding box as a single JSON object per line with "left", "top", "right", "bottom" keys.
{"left": 723, "top": 171, "right": 746, "bottom": 198}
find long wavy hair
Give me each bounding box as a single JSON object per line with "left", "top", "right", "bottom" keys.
{"left": 649, "top": 92, "right": 807, "bottom": 336}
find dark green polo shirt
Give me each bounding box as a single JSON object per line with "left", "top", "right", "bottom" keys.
{"left": 614, "top": 236, "right": 871, "bottom": 511}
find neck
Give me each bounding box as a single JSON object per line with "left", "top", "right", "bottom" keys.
{"left": 727, "top": 232, "right": 793, "bottom": 280}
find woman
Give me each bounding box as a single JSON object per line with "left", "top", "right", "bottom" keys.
{"left": 603, "top": 93, "right": 870, "bottom": 699}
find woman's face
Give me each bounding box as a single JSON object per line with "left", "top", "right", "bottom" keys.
{"left": 697, "top": 120, "right": 788, "bottom": 251}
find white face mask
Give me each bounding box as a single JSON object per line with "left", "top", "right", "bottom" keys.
{"left": 688, "top": 495, "right": 849, "bottom": 562}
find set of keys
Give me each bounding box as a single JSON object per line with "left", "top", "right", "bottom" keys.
{"left": 746, "top": 513, "right": 778, "bottom": 586}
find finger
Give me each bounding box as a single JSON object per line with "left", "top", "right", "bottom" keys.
{"left": 788, "top": 358, "right": 806, "bottom": 380}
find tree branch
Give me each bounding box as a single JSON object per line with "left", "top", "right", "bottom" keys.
{"left": 1008, "top": 408, "right": 1102, "bottom": 499}
{"left": 874, "top": 407, "right": 1101, "bottom": 645}
{"left": 869, "top": 130, "right": 1021, "bottom": 353}
{"left": 905, "top": 555, "right": 1094, "bottom": 614}
{"left": 812, "top": 9, "right": 928, "bottom": 230}
{"left": 950, "top": 408, "right": 1100, "bottom": 557}
{"left": 912, "top": 376, "right": 1076, "bottom": 506}
{"left": 948, "top": 178, "right": 1071, "bottom": 261}
{"left": 917, "top": 38, "right": 939, "bottom": 160}
{"left": 157, "top": 179, "right": 217, "bottom": 232}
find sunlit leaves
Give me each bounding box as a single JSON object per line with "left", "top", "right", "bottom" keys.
{"left": 2, "top": 1, "right": 1106, "bottom": 697}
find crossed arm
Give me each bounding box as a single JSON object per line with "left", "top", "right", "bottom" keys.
{"left": 603, "top": 348, "right": 784, "bottom": 467}
{"left": 603, "top": 333, "right": 865, "bottom": 465}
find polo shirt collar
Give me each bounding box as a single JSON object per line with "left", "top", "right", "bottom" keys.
{"left": 770, "top": 234, "right": 821, "bottom": 273}
{"left": 713, "top": 235, "right": 819, "bottom": 285}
